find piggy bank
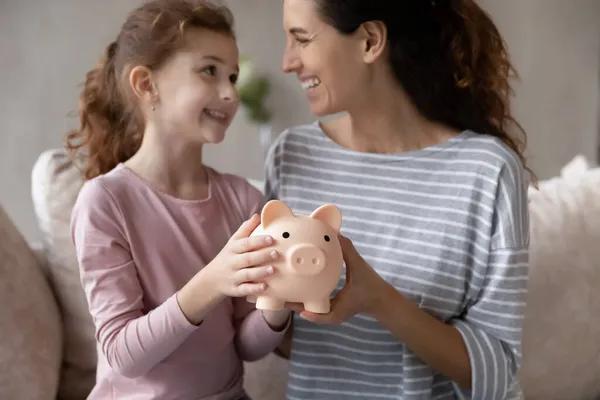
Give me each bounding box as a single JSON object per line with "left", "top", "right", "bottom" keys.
{"left": 247, "top": 200, "right": 343, "bottom": 314}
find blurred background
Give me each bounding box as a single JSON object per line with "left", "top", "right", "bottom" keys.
{"left": 1, "top": 0, "right": 599, "bottom": 242}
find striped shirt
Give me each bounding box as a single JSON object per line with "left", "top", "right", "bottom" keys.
{"left": 264, "top": 121, "right": 529, "bottom": 400}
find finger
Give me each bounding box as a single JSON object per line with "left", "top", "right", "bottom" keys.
{"left": 339, "top": 236, "right": 360, "bottom": 283}
{"left": 300, "top": 292, "right": 346, "bottom": 324}
{"left": 237, "top": 247, "right": 279, "bottom": 269}
{"left": 299, "top": 310, "right": 336, "bottom": 324}
{"left": 235, "top": 282, "right": 267, "bottom": 297}
{"left": 284, "top": 302, "right": 305, "bottom": 313}
{"left": 236, "top": 265, "right": 275, "bottom": 283}
{"left": 230, "top": 234, "right": 274, "bottom": 254}
{"left": 339, "top": 235, "right": 359, "bottom": 265}
{"left": 231, "top": 214, "right": 261, "bottom": 240}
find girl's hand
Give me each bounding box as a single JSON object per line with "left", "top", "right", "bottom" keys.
{"left": 177, "top": 214, "right": 278, "bottom": 324}
{"left": 204, "top": 213, "right": 279, "bottom": 297}
{"left": 287, "top": 235, "right": 389, "bottom": 325}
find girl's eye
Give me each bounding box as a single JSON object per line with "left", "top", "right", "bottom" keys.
{"left": 295, "top": 37, "right": 310, "bottom": 45}
{"left": 201, "top": 65, "right": 217, "bottom": 76}
{"left": 230, "top": 74, "right": 238, "bottom": 84}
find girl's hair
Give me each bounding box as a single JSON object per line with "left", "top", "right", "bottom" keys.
{"left": 316, "top": 0, "right": 535, "bottom": 182}
{"left": 65, "top": 0, "right": 235, "bottom": 180}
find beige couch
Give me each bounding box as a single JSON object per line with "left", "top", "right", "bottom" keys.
{"left": 1, "top": 149, "right": 599, "bottom": 400}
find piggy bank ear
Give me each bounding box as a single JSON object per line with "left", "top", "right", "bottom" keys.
{"left": 261, "top": 200, "right": 294, "bottom": 227}
{"left": 310, "top": 204, "right": 342, "bottom": 233}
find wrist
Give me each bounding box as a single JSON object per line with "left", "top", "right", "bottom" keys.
{"left": 177, "top": 270, "right": 224, "bottom": 325}
{"left": 367, "top": 280, "right": 407, "bottom": 322}
{"left": 261, "top": 309, "right": 291, "bottom": 331}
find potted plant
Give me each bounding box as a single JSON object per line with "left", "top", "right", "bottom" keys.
{"left": 237, "top": 55, "right": 273, "bottom": 156}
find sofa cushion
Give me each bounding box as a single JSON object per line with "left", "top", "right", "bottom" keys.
{"left": 0, "top": 205, "right": 62, "bottom": 400}
{"left": 520, "top": 156, "right": 600, "bottom": 399}
{"left": 31, "top": 150, "right": 97, "bottom": 400}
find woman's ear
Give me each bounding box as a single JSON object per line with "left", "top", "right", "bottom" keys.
{"left": 359, "top": 21, "right": 387, "bottom": 64}
{"left": 129, "top": 65, "right": 158, "bottom": 107}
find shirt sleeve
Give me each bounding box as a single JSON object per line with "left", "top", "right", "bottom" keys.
{"left": 451, "top": 159, "right": 530, "bottom": 399}
{"left": 70, "top": 179, "right": 198, "bottom": 378}
{"left": 232, "top": 298, "right": 291, "bottom": 361}
{"left": 451, "top": 247, "right": 528, "bottom": 400}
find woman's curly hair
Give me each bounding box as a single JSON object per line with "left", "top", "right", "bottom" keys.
{"left": 317, "top": 0, "right": 535, "bottom": 183}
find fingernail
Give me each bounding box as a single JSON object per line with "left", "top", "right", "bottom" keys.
{"left": 265, "top": 236, "right": 273, "bottom": 244}
{"left": 270, "top": 250, "right": 278, "bottom": 259}
{"left": 266, "top": 266, "right": 274, "bottom": 274}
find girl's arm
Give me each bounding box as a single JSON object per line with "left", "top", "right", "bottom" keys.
{"left": 232, "top": 298, "right": 291, "bottom": 361}
{"left": 71, "top": 180, "right": 203, "bottom": 378}
{"left": 225, "top": 180, "right": 291, "bottom": 361}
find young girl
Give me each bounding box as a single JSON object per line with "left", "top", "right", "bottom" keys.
{"left": 67, "top": 1, "right": 291, "bottom": 399}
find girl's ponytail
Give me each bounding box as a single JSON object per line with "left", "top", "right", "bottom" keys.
{"left": 65, "top": 41, "right": 140, "bottom": 180}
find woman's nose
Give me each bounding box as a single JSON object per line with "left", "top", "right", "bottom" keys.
{"left": 281, "top": 50, "right": 300, "bottom": 73}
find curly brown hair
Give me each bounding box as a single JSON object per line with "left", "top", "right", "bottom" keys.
{"left": 65, "top": 0, "right": 235, "bottom": 180}
{"left": 316, "top": 0, "right": 535, "bottom": 183}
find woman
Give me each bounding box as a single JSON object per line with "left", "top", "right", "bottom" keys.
{"left": 266, "top": 0, "right": 531, "bottom": 399}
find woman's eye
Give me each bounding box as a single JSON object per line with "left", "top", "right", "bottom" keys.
{"left": 230, "top": 74, "right": 238, "bottom": 84}
{"left": 295, "top": 37, "right": 310, "bottom": 45}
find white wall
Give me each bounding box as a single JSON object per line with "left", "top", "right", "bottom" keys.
{"left": 1, "top": 0, "right": 599, "bottom": 242}
{"left": 480, "top": 0, "right": 600, "bottom": 176}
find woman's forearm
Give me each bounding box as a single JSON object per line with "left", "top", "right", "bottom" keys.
{"left": 370, "top": 282, "right": 472, "bottom": 389}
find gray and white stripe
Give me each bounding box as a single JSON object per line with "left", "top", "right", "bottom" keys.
{"left": 264, "top": 122, "right": 529, "bottom": 400}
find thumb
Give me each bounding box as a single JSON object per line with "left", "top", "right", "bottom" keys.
{"left": 339, "top": 235, "right": 360, "bottom": 267}
{"left": 231, "top": 214, "right": 260, "bottom": 240}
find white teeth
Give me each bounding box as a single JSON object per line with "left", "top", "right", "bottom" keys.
{"left": 301, "top": 77, "right": 321, "bottom": 90}
{"left": 205, "top": 109, "right": 226, "bottom": 119}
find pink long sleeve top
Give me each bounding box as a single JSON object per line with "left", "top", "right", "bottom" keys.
{"left": 70, "top": 163, "right": 288, "bottom": 400}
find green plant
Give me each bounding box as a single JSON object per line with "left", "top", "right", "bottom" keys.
{"left": 237, "top": 55, "right": 271, "bottom": 123}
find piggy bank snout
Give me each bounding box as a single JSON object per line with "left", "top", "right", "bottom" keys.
{"left": 286, "top": 244, "right": 326, "bottom": 275}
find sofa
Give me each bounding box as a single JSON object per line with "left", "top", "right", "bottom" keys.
{"left": 0, "top": 148, "right": 599, "bottom": 400}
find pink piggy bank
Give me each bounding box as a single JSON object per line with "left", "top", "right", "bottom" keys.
{"left": 247, "top": 199, "right": 343, "bottom": 314}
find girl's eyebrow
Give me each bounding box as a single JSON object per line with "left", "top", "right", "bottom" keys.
{"left": 200, "top": 55, "right": 239, "bottom": 72}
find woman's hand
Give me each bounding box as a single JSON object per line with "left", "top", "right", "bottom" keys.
{"left": 288, "top": 235, "right": 390, "bottom": 324}
{"left": 177, "top": 214, "right": 278, "bottom": 324}
{"left": 287, "top": 234, "right": 473, "bottom": 388}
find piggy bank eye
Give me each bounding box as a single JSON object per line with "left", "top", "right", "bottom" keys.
{"left": 324, "top": 235, "right": 330, "bottom": 242}
{"left": 282, "top": 232, "right": 290, "bottom": 239}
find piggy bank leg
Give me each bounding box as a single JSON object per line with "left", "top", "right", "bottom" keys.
{"left": 255, "top": 295, "right": 285, "bottom": 310}
{"left": 303, "top": 299, "right": 331, "bottom": 314}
